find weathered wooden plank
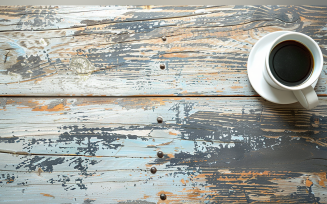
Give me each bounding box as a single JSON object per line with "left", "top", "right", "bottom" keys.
{"left": 0, "top": 97, "right": 326, "bottom": 203}
{"left": 1, "top": 5, "right": 327, "bottom": 96}
{"left": 0, "top": 5, "right": 225, "bottom": 31}
{"left": 1, "top": 156, "right": 326, "bottom": 203}
{"left": 1, "top": 97, "right": 327, "bottom": 158}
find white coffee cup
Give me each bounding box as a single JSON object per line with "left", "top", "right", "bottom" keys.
{"left": 263, "top": 32, "right": 323, "bottom": 109}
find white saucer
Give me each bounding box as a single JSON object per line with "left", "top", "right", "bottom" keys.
{"left": 247, "top": 31, "right": 318, "bottom": 104}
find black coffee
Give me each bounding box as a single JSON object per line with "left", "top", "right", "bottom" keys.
{"left": 269, "top": 40, "right": 313, "bottom": 86}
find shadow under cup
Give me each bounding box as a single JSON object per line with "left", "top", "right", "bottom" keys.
{"left": 266, "top": 33, "right": 323, "bottom": 91}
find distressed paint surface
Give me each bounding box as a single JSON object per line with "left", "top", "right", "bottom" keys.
{"left": 1, "top": 5, "right": 327, "bottom": 204}
{"left": 0, "top": 5, "right": 327, "bottom": 96}
{"left": 0, "top": 97, "right": 327, "bottom": 203}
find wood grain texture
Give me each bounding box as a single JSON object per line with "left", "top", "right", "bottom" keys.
{"left": 1, "top": 5, "right": 327, "bottom": 204}
{"left": 1, "top": 97, "right": 326, "bottom": 203}
{"left": 0, "top": 5, "right": 327, "bottom": 96}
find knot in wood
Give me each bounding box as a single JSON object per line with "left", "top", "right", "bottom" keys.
{"left": 70, "top": 57, "right": 96, "bottom": 74}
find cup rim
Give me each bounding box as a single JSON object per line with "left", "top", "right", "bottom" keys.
{"left": 265, "top": 32, "right": 323, "bottom": 91}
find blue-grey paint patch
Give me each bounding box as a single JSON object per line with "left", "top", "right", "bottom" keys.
{"left": 7, "top": 42, "right": 25, "bottom": 56}
{"left": 118, "top": 201, "right": 156, "bottom": 204}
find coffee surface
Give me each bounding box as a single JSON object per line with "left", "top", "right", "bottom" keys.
{"left": 269, "top": 40, "right": 313, "bottom": 86}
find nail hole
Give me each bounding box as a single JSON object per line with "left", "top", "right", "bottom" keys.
{"left": 150, "top": 167, "right": 157, "bottom": 174}
{"left": 157, "top": 116, "right": 163, "bottom": 123}
{"left": 162, "top": 36, "right": 166, "bottom": 41}
{"left": 157, "top": 151, "right": 164, "bottom": 158}
{"left": 160, "top": 64, "right": 165, "bottom": 70}
{"left": 160, "top": 194, "right": 167, "bottom": 200}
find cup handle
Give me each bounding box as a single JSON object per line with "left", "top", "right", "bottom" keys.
{"left": 292, "top": 86, "right": 319, "bottom": 109}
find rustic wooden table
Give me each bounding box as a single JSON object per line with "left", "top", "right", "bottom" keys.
{"left": 0, "top": 5, "right": 327, "bottom": 203}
